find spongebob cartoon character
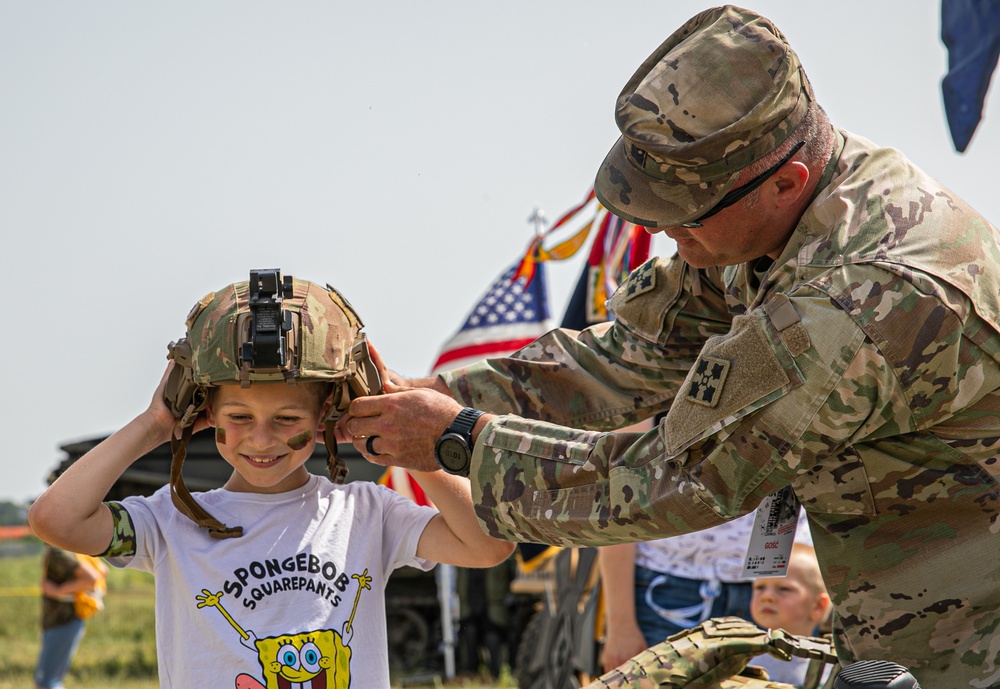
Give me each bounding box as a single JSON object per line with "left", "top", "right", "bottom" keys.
{"left": 196, "top": 569, "right": 372, "bottom": 689}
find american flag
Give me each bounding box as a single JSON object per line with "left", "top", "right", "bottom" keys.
{"left": 430, "top": 262, "right": 552, "bottom": 375}
{"left": 379, "top": 251, "right": 552, "bottom": 509}
{"left": 378, "top": 466, "right": 433, "bottom": 507}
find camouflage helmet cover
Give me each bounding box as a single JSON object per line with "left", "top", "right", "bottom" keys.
{"left": 593, "top": 5, "right": 814, "bottom": 228}
{"left": 165, "top": 272, "right": 377, "bottom": 429}
{"left": 162, "top": 269, "right": 380, "bottom": 539}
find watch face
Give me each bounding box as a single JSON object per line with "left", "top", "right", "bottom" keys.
{"left": 436, "top": 435, "right": 470, "bottom": 473}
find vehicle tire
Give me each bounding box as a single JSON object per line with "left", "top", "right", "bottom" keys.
{"left": 386, "top": 606, "right": 430, "bottom": 671}
{"left": 514, "top": 608, "right": 581, "bottom": 689}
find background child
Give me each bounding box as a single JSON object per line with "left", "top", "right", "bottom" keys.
{"left": 29, "top": 271, "right": 514, "bottom": 689}
{"left": 749, "top": 542, "right": 832, "bottom": 687}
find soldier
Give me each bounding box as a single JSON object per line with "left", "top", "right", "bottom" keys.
{"left": 343, "top": 6, "right": 1000, "bottom": 687}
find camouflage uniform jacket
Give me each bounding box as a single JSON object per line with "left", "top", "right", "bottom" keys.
{"left": 442, "top": 130, "right": 1000, "bottom": 688}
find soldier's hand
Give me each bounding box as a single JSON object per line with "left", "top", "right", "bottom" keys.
{"left": 344, "top": 382, "right": 464, "bottom": 472}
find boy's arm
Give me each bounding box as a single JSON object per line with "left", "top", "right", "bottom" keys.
{"left": 28, "top": 365, "right": 181, "bottom": 557}
{"left": 410, "top": 469, "right": 515, "bottom": 568}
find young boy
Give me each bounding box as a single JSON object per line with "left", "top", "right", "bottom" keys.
{"left": 749, "top": 543, "right": 832, "bottom": 687}
{"left": 29, "top": 271, "right": 514, "bottom": 689}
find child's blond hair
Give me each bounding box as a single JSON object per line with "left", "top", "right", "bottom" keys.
{"left": 787, "top": 543, "right": 831, "bottom": 625}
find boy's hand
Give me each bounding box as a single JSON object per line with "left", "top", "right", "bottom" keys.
{"left": 146, "top": 362, "right": 208, "bottom": 444}
{"left": 29, "top": 361, "right": 195, "bottom": 555}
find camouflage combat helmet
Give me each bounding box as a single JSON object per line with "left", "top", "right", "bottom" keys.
{"left": 162, "top": 268, "right": 381, "bottom": 539}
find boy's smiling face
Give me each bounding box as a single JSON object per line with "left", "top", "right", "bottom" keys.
{"left": 207, "top": 382, "right": 330, "bottom": 494}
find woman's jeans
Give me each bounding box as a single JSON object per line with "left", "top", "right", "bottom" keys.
{"left": 34, "top": 617, "right": 85, "bottom": 688}
{"left": 633, "top": 564, "right": 752, "bottom": 646}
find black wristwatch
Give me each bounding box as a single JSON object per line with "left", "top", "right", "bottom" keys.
{"left": 434, "top": 407, "right": 485, "bottom": 477}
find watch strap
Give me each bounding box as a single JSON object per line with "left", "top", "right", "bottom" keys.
{"left": 434, "top": 407, "right": 485, "bottom": 477}
{"left": 446, "top": 407, "right": 485, "bottom": 442}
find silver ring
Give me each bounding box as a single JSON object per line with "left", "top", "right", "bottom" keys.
{"left": 365, "top": 435, "right": 380, "bottom": 457}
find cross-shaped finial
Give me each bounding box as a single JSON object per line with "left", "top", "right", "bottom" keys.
{"left": 527, "top": 207, "right": 547, "bottom": 237}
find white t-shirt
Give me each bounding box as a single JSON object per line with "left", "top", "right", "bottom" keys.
{"left": 107, "top": 474, "right": 437, "bottom": 689}
{"left": 634, "top": 510, "right": 813, "bottom": 582}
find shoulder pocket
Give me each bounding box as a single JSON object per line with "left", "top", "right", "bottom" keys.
{"left": 664, "top": 310, "right": 804, "bottom": 456}
{"left": 609, "top": 257, "right": 687, "bottom": 343}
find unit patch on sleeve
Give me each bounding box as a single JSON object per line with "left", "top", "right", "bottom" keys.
{"left": 621, "top": 259, "right": 656, "bottom": 301}
{"left": 685, "top": 355, "right": 730, "bottom": 408}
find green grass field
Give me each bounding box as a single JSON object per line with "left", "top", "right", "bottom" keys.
{"left": 0, "top": 548, "right": 512, "bottom": 688}
{"left": 0, "top": 550, "right": 159, "bottom": 688}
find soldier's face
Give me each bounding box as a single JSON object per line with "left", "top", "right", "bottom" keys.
{"left": 650, "top": 159, "right": 807, "bottom": 268}
{"left": 207, "top": 382, "right": 329, "bottom": 494}
{"left": 654, "top": 198, "right": 791, "bottom": 268}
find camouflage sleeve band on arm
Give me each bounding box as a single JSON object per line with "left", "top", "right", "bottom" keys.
{"left": 98, "top": 501, "right": 138, "bottom": 558}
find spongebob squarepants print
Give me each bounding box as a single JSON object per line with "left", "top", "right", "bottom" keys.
{"left": 196, "top": 569, "right": 372, "bottom": 689}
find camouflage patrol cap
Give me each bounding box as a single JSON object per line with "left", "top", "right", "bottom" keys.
{"left": 593, "top": 5, "right": 814, "bottom": 228}
{"left": 163, "top": 269, "right": 381, "bottom": 539}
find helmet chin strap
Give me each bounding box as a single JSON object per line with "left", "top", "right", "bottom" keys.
{"left": 169, "top": 424, "right": 244, "bottom": 539}
{"left": 323, "top": 383, "right": 353, "bottom": 485}
{"left": 320, "top": 334, "right": 383, "bottom": 486}
{"left": 323, "top": 424, "right": 349, "bottom": 485}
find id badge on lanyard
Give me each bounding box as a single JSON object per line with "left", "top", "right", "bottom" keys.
{"left": 742, "top": 485, "right": 801, "bottom": 578}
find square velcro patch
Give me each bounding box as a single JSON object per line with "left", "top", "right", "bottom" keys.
{"left": 621, "top": 260, "right": 656, "bottom": 301}
{"left": 685, "top": 355, "right": 730, "bottom": 408}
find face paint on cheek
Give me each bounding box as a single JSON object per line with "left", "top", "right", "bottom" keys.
{"left": 287, "top": 432, "right": 313, "bottom": 451}
{"left": 215, "top": 427, "right": 227, "bottom": 445}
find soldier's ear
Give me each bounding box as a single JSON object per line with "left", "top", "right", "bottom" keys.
{"left": 772, "top": 162, "right": 809, "bottom": 207}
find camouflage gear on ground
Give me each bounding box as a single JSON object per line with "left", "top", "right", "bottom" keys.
{"left": 594, "top": 6, "right": 813, "bottom": 228}
{"left": 585, "top": 616, "right": 836, "bottom": 689}
{"left": 442, "top": 130, "right": 1000, "bottom": 687}
{"left": 163, "top": 270, "right": 380, "bottom": 539}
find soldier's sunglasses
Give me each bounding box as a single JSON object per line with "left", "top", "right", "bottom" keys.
{"left": 680, "top": 141, "right": 806, "bottom": 229}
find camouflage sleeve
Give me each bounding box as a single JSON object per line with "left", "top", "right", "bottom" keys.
{"left": 469, "top": 285, "right": 906, "bottom": 545}
{"left": 442, "top": 257, "right": 732, "bottom": 431}
{"left": 97, "top": 501, "right": 138, "bottom": 558}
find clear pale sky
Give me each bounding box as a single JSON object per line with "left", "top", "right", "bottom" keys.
{"left": 2, "top": 1, "right": 997, "bottom": 502}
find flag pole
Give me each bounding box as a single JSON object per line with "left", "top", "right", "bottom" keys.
{"left": 528, "top": 207, "right": 547, "bottom": 237}
{"left": 436, "top": 208, "right": 551, "bottom": 681}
